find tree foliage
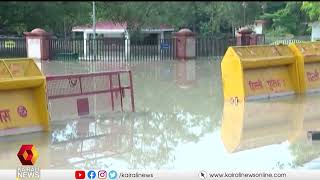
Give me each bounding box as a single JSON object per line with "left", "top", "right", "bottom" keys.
{"left": 301, "top": 2, "right": 320, "bottom": 21}
{"left": 0, "top": 1, "right": 91, "bottom": 36}
{"left": 261, "top": 2, "right": 308, "bottom": 35}
{"left": 0, "top": 1, "right": 319, "bottom": 36}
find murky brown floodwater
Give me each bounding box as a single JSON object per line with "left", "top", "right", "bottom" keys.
{"left": 0, "top": 59, "right": 320, "bottom": 170}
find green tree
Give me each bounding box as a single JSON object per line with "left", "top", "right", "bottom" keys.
{"left": 261, "top": 2, "right": 308, "bottom": 35}
{"left": 0, "top": 1, "right": 91, "bottom": 36}
{"left": 0, "top": 1, "right": 311, "bottom": 37}
{"left": 301, "top": 2, "right": 320, "bottom": 21}
{"left": 198, "top": 2, "right": 264, "bottom": 35}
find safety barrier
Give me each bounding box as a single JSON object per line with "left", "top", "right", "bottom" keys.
{"left": 289, "top": 42, "right": 320, "bottom": 93}
{"left": 46, "top": 70, "right": 135, "bottom": 121}
{"left": 221, "top": 45, "right": 300, "bottom": 101}
{"left": 0, "top": 58, "right": 49, "bottom": 136}
{"left": 221, "top": 94, "right": 320, "bottom": 153}
{"left": 220, "top": 99, "right": 303, "bottom": 153}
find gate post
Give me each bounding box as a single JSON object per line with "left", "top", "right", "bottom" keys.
{"left": 174, "top": 28, "right": 196, "bottom": 60}
{"left": 24, "top": 28, "right": 52, "bottom": 61}
{"left": 236, "top": 27, "right": 254, "bottom": 46}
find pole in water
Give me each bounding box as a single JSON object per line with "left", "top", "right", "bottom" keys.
{"left": 92, "top": 1, "right": 97, "bottom": 114}
{"left": 92, "top": 1, "right": 96, "bottom": 60}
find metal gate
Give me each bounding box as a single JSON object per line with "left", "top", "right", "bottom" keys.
{"left": 46, "top": 70, "right": 135, "bottom": 121}
{"left": 0, "top": 38, "right": 27, "bottom": 58}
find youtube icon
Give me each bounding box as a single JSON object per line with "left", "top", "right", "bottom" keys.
{"left": 75, "top": 170, "right": 85, "bottom": 179}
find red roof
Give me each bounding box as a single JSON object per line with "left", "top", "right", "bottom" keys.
{"left": 72, "top": 21, "right": 173, "bottom": 31}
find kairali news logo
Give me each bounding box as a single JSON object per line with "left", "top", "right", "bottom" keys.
{"left": 16, "top": 144, "right": 41, "bottom": 179}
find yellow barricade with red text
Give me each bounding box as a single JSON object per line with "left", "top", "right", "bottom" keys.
{"left": 220, "top": 100, "right": 302, "bottom": 153}
{"left": 221, "top": 95, "right": 320, "bottom": 153}
{"left": 221, "top": 45, "right": 300, "bottom": 101}
{"left": 0, "top": 58, "right": 49, "bottom": 136}
{"left": 289, "top": 42, "right": 320, "bottom": 93}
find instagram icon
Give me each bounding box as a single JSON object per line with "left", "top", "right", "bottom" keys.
{"left": 98, "top": 170, "right": 107, "bottom": 179}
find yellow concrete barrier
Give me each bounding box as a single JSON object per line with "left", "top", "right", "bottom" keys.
{"left": 289, "top": 42, "right": 320, "bottom": 93}
{"left": 293, "top": 95, "right": 320, "bottom": 143}
{"left": 221, "top": 94, "right": 320, "bottom": 153}
{"left": 221, "top": 45, "right": 300, "bottom": 101}
{"left": 221, "top": 100, "right": 303, "bottom": 153}
{"left": 0, "top": 58, "right": 49, "bottom": 136}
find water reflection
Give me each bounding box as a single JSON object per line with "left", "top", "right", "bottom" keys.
{"left": 49, "top": 114, "right": 134, "bottom": 169}
{"left": 175, "top": 60, "right": 197, "bottom": 89}
{"left": 2, "top": 60, "right": 320, "bottom": 170}
{"left": 0, "top": 60, "right": 221, "bottom": 169}
{"left": 221, "top": 95, "right": 320, "bottom": 168}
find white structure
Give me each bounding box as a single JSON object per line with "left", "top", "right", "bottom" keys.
{"left": 72, "top": 21, "right": 174, "bottom": 59}
{"left": 234, "top": 20, "right": 267, "bottom": 36}
{"left": 253, "top": 20, "right": 267, "bottom": 34}
{"left": 310, "top": 21, "right": 320, "bottom": 42}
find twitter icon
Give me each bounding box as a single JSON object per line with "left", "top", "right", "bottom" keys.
{"left": 108, "top": 170, "right": 118, "bottom": 179}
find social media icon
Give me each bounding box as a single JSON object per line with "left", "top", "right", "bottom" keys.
{"left": 98, "top": 170, "right": 107, "bottom": 179}
{"left": 75, "top": 170, "right": 85, "bottom": 179}
{"left": 108, "top": 170, "right": 118, "bottom": 179}
{"left": 88, "top": 170, "right": 97, "bottom": 179}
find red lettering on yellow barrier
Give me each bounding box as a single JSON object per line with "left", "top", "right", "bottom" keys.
{"left": 17, "top": 106, "right": 27, "bottom": 118}
{"left": 0, "top": 109, "right": 11, "bottom": 122}
{"left": 248, "top": 80, "right": 263, "bottom": 91}
{"left": 267, "top": 79, "right": 284, "bottom": 91}
{"left": 307, "top": 70, "right": 319, "bottom": 82}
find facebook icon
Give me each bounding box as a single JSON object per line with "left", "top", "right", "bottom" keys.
{"left": 87, "top": 170, "right": 96, "bottom": 179}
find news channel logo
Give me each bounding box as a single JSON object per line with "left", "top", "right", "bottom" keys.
{"left": 16, "top": 144, "right": 41, "bottom": 179}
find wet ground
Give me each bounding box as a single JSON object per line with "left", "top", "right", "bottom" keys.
{"left": 0, "top": 59, "right": 320, "bottom": 170}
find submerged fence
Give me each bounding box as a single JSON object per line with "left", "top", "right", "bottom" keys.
{"left": 49, "top": 36, "right": 237, "bottom": 61}
{"left": 0, "top": 36, "right": 238, "bottom": 61}
{"left": 196, "top": 37, "right": 237, "bottom": 58}
{"left": 49, "top": 38, "right": 176, "bottom": 61}
{"left": 0, "top": 37, "right": 27, "bottom": 58}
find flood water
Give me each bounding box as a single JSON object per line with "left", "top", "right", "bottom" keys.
{"left": 0, "top": 59, "right": 320, "bottom": 170}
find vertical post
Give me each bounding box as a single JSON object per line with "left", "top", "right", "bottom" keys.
{"left": 117, "top": 38, "right": 119, "bottom": 61}
{"left": 109, "top": 74, "right": 115, "bottom": 111}
{"left": 158, "top": 32, "right": 164, "bottom": 59}
{"left": 92, "top": 1, "right": 96, "bottom": 60}
{"left": 118, "top": 73, "right": 123, "bottom": 111}
{"left": 242, "top": 2, "right": 247, "bottom": 26}
{"left": 64, "top": 18, "right": 67, "bottom": 39}
{"left": 128, "top": 70, "right": 135, "bottom": 112}
{"left": 107, "top": 38, "right": 109, "bottom": 61}
{"left": 83, "top": 32, "right": 87, "bottom": 58}
{"left": 125, "top": 31, "right": 130, "bottom": 60}
{"left": 79, "top": 76, "right": 83, "bottom": 94}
